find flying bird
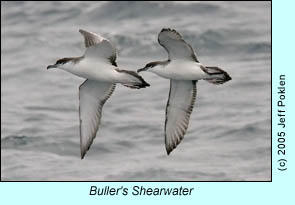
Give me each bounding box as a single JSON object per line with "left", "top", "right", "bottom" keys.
{"left": 47, "top": 29, "right": 149, "bottom": 159}
{"left": 138, "top": 28, "right": 231, "bottom": 155}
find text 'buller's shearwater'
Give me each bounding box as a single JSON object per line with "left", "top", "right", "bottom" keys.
{"left": 47, "top": 29, "right": 149, "bottom": 159}
{"left": 138, "top": 28, "right": 231, "bottom": 155}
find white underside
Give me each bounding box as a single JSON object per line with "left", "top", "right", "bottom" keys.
{"left": 60, "top": 59, "right": 135, "bottom": 84}
{"left": 150, "top": 60, "right": 209, "bottom": 80}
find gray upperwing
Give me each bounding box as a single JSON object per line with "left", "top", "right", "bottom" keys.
{"left": 158, "top": 28, "right": 199, "bottom": 62}
{"left": 165, "top": 80, "right": 197, "bottom": 155}
{"left": 79, "top": 29, "right": 105, "bottom": 47}
{"left": 79, "top": 29, "right": 117, "bottom": 66}
{"left": 79, "top": 79, "right": 115, "bottom": 159}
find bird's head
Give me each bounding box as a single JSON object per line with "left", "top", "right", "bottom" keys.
{"left": 137, "top": 60, "right": 169, "bottom": 73}
{"left": 47, "top": 58, "right": 74, "bottom": 70}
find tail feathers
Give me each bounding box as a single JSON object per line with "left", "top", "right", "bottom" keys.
{"left": 203, "top": 66, "right": 231, "bottom": 85}
{"left": 116, "top": 69, "right": 150, "bottom": 89}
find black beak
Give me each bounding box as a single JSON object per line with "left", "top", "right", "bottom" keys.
{"left": 47, "top": 65, "right": 55, "bottom": 70}
{"left": 137, "top": 67, "right": 148, "bottom": 73}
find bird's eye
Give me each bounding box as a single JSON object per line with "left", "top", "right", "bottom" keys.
{"left": 56, "top": 58, "right": 71, "bottom": 65}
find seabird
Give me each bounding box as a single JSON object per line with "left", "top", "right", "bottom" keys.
{"left": 47, "top": 29, "right": 149, "bottom": 159}
{"left": 138, "top": 28, "right": 231, "bottom": 155}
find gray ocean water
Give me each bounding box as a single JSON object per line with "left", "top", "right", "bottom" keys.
{"left": 1, "top": 1, "right": 271, "bottom": 181}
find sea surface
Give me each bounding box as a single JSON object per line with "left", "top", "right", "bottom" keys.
{"left": 1, "top": 1, "right": 271, "bottom": 181}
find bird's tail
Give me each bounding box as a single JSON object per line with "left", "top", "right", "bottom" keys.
{"left": 203, "top": 66, "right": 231, "bottom": 85}
{"left": 116, "top": 69, "right": 150, "bottom": 89}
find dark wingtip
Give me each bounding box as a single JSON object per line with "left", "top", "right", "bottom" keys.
{"left": 81, "top": 151, "right": 85, "bottom": 160}
{"left": 131, "top": 74, "right": 150, "bottom": 89}
{"left": 140, "top": 74, "right": 150, "bottom": 87}
{"left": 166, "top": 148, "right": 172, "bottom": 156}
{"left": 223, "top": 72, "right": 232, "bottom": 83}
{"left": 203, "top": 66, "right": 232, "bottom": 85}
{"left": 166, "top": 144, "right": 174, "bottom": 155}
{"left": 131, "top": 80, "right": 150, "bottom": 89}
{"left": 141, "top": 80, "right": 150, "bottom": 88}
{"left": 116, "top": 69, "right": 150, "bottom": 89}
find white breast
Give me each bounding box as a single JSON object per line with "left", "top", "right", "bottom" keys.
{"left": 151, "top": 60, "right": 209, "bottom": 80}
{"left": 61, "top": 59, "right": 119, "bottom": 82}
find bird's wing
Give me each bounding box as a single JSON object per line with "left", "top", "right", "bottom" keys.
{"left": 79, "top": 29, "right": 105, "bottom": 47}
{"left": 79, "top": 29, "right": 117, "bottom": 66}
{"left": 165, "top": 80, "right": 197, "bottom": 154}
{"left": 158, "top": 28, "right": 199, "bottom": 62}
{"left": 79, "top": 79, "right": 116, "bottom": 159}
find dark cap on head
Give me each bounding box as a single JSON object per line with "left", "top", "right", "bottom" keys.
{"left": 137, "top": 60, "right": 170, "bottom": 73}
